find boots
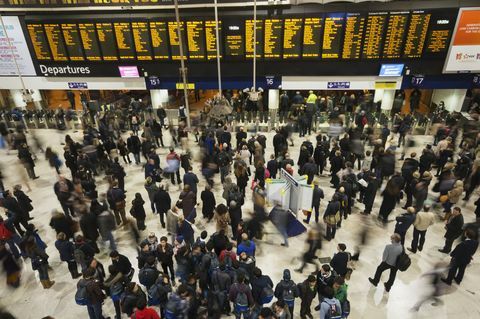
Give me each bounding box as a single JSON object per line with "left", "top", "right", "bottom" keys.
{"left": 41, "top": 280, "right": 55, "bottom": 289}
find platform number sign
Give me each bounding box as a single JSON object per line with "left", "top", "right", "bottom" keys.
{"left": 411, "top": 75, "right": 425, "bottom": 87}
{"left": 473, "top": 75, "right": 480, "bottom": 88}
{"left": 146, "top": 76, "right": 161, "bottom": 89}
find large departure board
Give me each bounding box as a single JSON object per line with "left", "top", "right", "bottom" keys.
{"left": 283, "top": 18, "right": 302, "bottom": 59}
{"left": 114, "top": 22, "right": 135, "bottom": 60}
{"left": 205, "top": 20, "right": 221, "bottom": 60}
{"left": 187, "top": 21, "right": 206, "bottom": 60}
{"left": 131, "top": 21, "right": 152, "bottom": 61}
{"left": 322, "top": 13, "right": 345, "bottom": 59}
{"left": 61, "top": 23, "right": 85, "bottom": 61}
{"left": 78, "top": 23, "right": 101, "bottom": 61}
{"left": 342, "top": 13, "right": 365, "bottom": 60}
{"left": 245, "top": 19, "right": 263, "bottom": 58}
{"left": 403, "top": 11, "right": 431, "bottom": 58}
{"left": 264, "top": 18, "right": 282, "bottom": 59}
{"left": 44, "top": 23, "right": 68, "bottom": 61}
{"left": 224, "top": 20, "right": 243, "bottom": 58}
{"left": 27, "top": 23, "right": 52, "bottom": 60}
{"left": 168, "top": 21, "right": 187, "bottom": 60}
{"left": 425, "top": 14, "right": 454, "bottom": 54}
{"left": 383, "top": 12, "right": 409, "bottom": 58}
{"left": 96, "top": 23, "right": 118, "bottom": 61}
{"left": 302, "top": 17, "right": 323, "bottom": 58}
{"left": 362, "top": 12, "right": 388, "bottom": 59}
{"left": 149, "top": 21, "right": 169, "bottom": 60}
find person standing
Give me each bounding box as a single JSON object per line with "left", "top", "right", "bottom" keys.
{"left": 368, "top": 233, "right": 403, "bottom": 292}
{"left": 274, "top": 269, "right": 299, "bottom": 315}
{"left": 229, "top": 273, "right": 254, "bottom": 319}
{"left": 107, "top": 181, "right": 127, "bottom": 226}
{"left": 441, "top": 228, "right": 479, "bottom": 285}
{"left": 304, "top": 182, "right": 324, "bottom": 224}
{"left": 361, "top": 172, "right": 378, "bottom": 215}
{"left": 54, "top": 175, "right": 75, "bottom": 217}
{"left": 157, "top": 236, "right": 175, "bottom": 285}
{"left": 55, "top": 232, "right": 81, "bottom": 279}
{"left": 78, "top": 267, "right": 106, "bottom": 319}
{"left": 330, "top": 243, "right": 350, "bottom": 278}
{"left": 127, "top": 133, "right": 141, "bottom": 165}
{"left": 323, "top": 194, "right": 341, "bottom": 241}
{"left": 393, "top": 207, "right": 417, "bottom": 245}
{"left": 408, "top": 205, "right": 435, "bottom": 253}
{"left": 297, "top": 275, "right": 317, "bottom": 319}
{"left": 154, "top": 185, "right": 171, "bottom": 228}
{"left": 201, "top": 185, "right": 216, "bottom": 221}
{"left": 130, "top": 193, "right": 146, "bottom": 231}
{"left": 439, "top": 207, "right": 464, "bottom": 254}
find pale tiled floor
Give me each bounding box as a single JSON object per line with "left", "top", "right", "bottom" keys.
{"left": 0, "top": 127, "right": 478, "bottom": 319}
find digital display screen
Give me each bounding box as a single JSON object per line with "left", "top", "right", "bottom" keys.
{"left": 149, "top": 21, "right": 169, "bottom": 60}
{"left": 168, "top": 21, "right": 187, "bottom": 60}
{"left": 245, "top": 19, "right": 263, "bottom": 58}
{"left": 425, "top": 13, "right": 454, "bottom": 54}
{"left": 78, "top": 23, "right": 101, "bottom": 61}
{"left": 342, "top": 13, "right": 365, "bottom": 59}
{"left": 131, "top": 21, "right": 153, "bottom": 61}
{"left": 283, "top": 18, "right": 303, "bottom": 59}
{"left": 379, "top": 63, "right": 404, "bottom": 76}
{"left": 302, "top": 17, "right": 323, "bottom": 58}
{"left": 322, "top": 13, "right": 345, "bottom": 59}
{"left": 403, "top": 11, "right": 431, "bottom": 58}
{"left": 362, "top": 12, "right": 388, "bottom": 59}
{"left": 205, "top": 20, "right": 221, "bottom": 60}
{"left": 27, "top": 23, "right": 52, "bottom": 60}
{"left": 96, "top": 23, "right": 118, "bottom": 61}
{"left": 61, "top": 23, "right": 85, "bottom": 61}
{"left": 225, "top": 21, "right": 243, "bottom": 58}
{"left": 114, "top": 22, "right": 135, "bottom": 60}
{"left": 187, "top": 20, "right": 206, "bottom": 60}
{"left": 383, "top": 12, "right": 409, "bottom": 58}
{"left": 44, "top": 23, "right": 68, "bottom": 61}
{"left": 264, "top": 18, "right": 282, "bottom": 59}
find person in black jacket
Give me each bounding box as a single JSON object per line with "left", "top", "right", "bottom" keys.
{"left": 251, "top": 267, "right": 274, "bottom": 308}
{"left": 439, "top": 207, "right": 464, "bottom": 253}
{"left": 80, "top": 211, "right": 100, "bottom": 253}
{"left": 81, "top": 267, "right": 106, "bottom": 319}
{"left": 54, "top": 175, "right": 75, "bottom": 217}
{"left": 138, "top": 255, "right": 159, "bottom": 290}
{"left": 110, "top": 250, "right": 133, "bottom": 281}
{"left": 157, "top": 236, "right": 175, "bottom": 283}
{"left": 154, "top": 185, "right": 171, "bottom": 228}
{"left": 130, "top": 193, "right": 146, "bottom": 231}
{"left": 302, "top": 158, "right": 318, "bottom": 184}
{"left": 127, "top": 133, "right": 141, "bottom": 165}
{"left": 1, "top": 190, "right": 30, "bottom": 236}
{"left": 442, "top": 228, "right": 479, "bottom": 285}
{"left": 201, "top": 185, "right": 216, "bottom": 221}
{"left": 323, "top": 195, "right": 341, "bottom": 241}
{"left": 298, "top": 275, "right": 317, "bottom": 319}
{"left": 274, "top": 269, "right": 299, "bottom": 315}
{"left": 361, "top": 172, "right": 379, "bottom": 215}
{"left": 313, "top": 264, "right": 337, "bottom": 311}
{"left": 330, "top": 243, "right": 350, "bottom": 277}
{"left": 304, "top": 182, "right": 324, "bottom": 224}
{"left": 107, "top": 181, "right": 127, "bottom": 226}
{"left": 13, "top": 185, "right": 33, "bottom": 220}
{"left": 394, "top": 207, "right": 417, "bottom": 245}
{"left": 120, "top": 282, "right": 147, "bottom": 317}
{"left": 329, "top": 151, "right": 344, "bottom": 189}
{"left": 55, "top": 232, "right": 81, "bottom": 279}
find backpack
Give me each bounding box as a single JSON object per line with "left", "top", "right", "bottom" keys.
{"left": 396, "top": 248, "right": 411, "bottom": 272}
{"left": 0, "top": 223, "right": 13, "bottom": 240}
{"left": 208, "top": 253, "right": 220, "bottom": 274}
{"left": 223, "top": 251, "right": 233, "bottom": 270}
{"left": 323, "top": 300, "right": 342, "bottom": 319}
{"left": 234, "top": 286, "right": 249, "bottom": 312}
{"left": 260, "top": 284, "right": 274, "bottom": 304}
{"left": 75, "top": 279, "right": 89, "bottom": 306}
{"left": 164, "top": 297, "right": 180, "bottom": 319}
{"left": 138, "top": 267, "right": 156, "bottom": 287}
{"left": 110, "top": 280, "right": 125, "bottom": 302}
{"left": 148, "top": 282, "right": 169, "bottom": 306}
{"left": 282, "top": 282, "right": 295, "bottom": 307}
{"left": 342, "top": 299, "right": 351, "bottom": 317}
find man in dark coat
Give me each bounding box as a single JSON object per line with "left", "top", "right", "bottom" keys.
{"left": 127, "top": 133, "right": 141, "bottom": 164}
{"left": 362, "top": 172, "right": 379, "bottom": 215}
{"left": 200, "top": 185, "right": 216, "bottom": 221}
{"left": 54, "top": 176, "right": 75, "bottom": 217}
{"left": 298, "top": 275, "right": 317, "bottom": 319}
{"left": 154, "top": 185, "right": 171, "bottom": 228}
{"left": 304, "top": 182, "right": 324, "bottom": 224}
{"left": 183, "top": 167, "right": 199, "bottom": 195}
{"left": 302, "top": 158, "right": 318, "bottom": 184}
{"left": 329, "top": 151, "right": 344, "bottom": 189}
{"left": 80, "top": 211, "right": 100, "bottom": 253}
{"left": 439, "top": 207, "right": 464, "bottom": 253}
{"left": 330, "top": 243, "right": 350, "bottom": 277}
{"left": 442, "top": 228, "right": 479, "bottom": 285}
{"left": 394, "top": 207, "right": 417, "bottom": 245}
{"left": 1, "top": 190, "right": 30, "bottom": 235}
{"left": 13, "top": 185, "right": 33, "bottom": 220}
{"left": 419, "top": 145, "right": 436, "bottom": 175}
{"left": 273, "top": 129, "right": 287, "bottom": 157}
{"left": 251, "top": 267, "right": 274, "bottom": 307}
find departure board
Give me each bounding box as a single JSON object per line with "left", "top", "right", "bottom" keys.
{"left": 149, "top": 21, "right": 169, "bottom": 60}
{"left": 168, "top": 21, "right": 187, "bottom": 60}
{"left": 245, "top": 19, "right": 263, "bottom": 58}
{"left": 186, "top": 21, "right": 206, "bottom": 60}
{"left": 225, "top": 21, "right": 243, "bottom": 58}
{"left": 322, "top": 13, "right": 345, "bottom": 59}
{"left": 264, "top": 18, "right": 282, "bottom": 59}
{"left": 425, "top": 15, "right": 453, "bottom": 54}
{"left": 131, "top": 21, "right": 152, "bottom": 61}
{"left": 403, "top": 11, "right": 431, "bottom": 58}
{"left": 114, "top": 22, "right": 135, "bottom": 60}
{"left": 78, "top": 23, "right": 101, "bottom": 61}
{"left": 342, "top": 13, "right": 365, "bottom": 59}
{"left": 383, "top": 12, "right": 409, "bottom": 58}
{"left": 302, "top": 17, "right": 323, "bottom": 58}
{"left": 283, "top": 18, "right": 302, "bottom": 59}
{"left": 27, "top": 23, "right": 52, "bottom": 60}
{"left": 96, "top": 23, "right": 118, "bottom": 61}
{"left": 44, "top": 23, "right": 68, "bottom": 61}
{"left": 205, "top": 20, "right": 221, "bottom": 60}
{"left": 362, "top": 12, "right": 388, "bottom": 59}
{"left": 61, "top": 23, "right": 85, "bottom": 61}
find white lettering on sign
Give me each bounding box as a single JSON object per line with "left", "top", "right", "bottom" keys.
{"left": 39, "top": 65, "right": 91, "bottom": 76}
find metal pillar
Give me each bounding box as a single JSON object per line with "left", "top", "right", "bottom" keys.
{"left": 214, "top": 0, "right": 222, "bottom": 94}
{"left": 252, "top": 0, "right": 257, "bottom": 91}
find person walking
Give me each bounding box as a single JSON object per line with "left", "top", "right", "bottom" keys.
{"left": 393, "top": 207, "right": 416, "bottom": 245}
{"left": 107, "top": 181, "right": 127, "bottom": 226}
{"left": 274, "top": 269, "right": 299, "bottom": 315}
{"left": 439, "top": 206, "right": 464, "bottom": 254}
{"left": 323, "top": 194, "right": 341, "bottom": 241}
{"left": 368, "top": 233, "right": 403, "bottom": 292}
{"left": 303, "top": 182, "right": 324, "bottom": 224}
{"left": 408, "top": 205, "right": 435, "bottom": 253}
{"left": 127, "top": 132, "right": 142, "bottom": 165}
{"left": 130, "top": 193, "right": 146, "bottom": 231}
{"left": 154, "top": 185, "right": 171, "bottom": 229}
{"left": 55, "top": 232, "right": 81, "bottom": 279}
{"left": 24, "top": 235, "right": 55, "bottom": 289}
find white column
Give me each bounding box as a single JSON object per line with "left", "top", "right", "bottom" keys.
{"left": 150, "top": 89, "right": 169, "bottom": 108}
{"left": 31, "top": 89, "right": 43, "bottom": 110}
{"left": 380, "top": 90, "right": 395, "bottom": 111}
{"left": 9, "top": 89, "right": 26, "bottom": 108}
{"left": 431, "top": 89, "right": 467, "bottom": 112}
{"left": 268, "top": 89, "right": 279, "bottom": 109}
{"left": 373, "top": 89, "right": 384, "bottom": 103}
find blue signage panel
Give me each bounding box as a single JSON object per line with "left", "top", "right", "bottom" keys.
{"left": 145, "top": 76, "right": 161, "bottom": 89}
{"left": 327, "top": 81, "right": 350, "bottom": 89}
{"left": 401, "top": 74, "right": 476, "bottom": 89}
{"left": 67, "top": 82, "right": 88, "bottom": 89}
{"left": 379, "top": 64, "right": 404, "bottom": 77}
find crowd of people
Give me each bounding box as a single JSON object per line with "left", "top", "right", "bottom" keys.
{"left": 0, "top": 89, "right": 479, "bottom": 319}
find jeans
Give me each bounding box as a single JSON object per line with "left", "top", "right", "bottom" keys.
{"left": 234, "top": 309, "right": 250, "bottom": 319}
{"left": 67, "top": 259, "right": 80, "bottom": 278}
{"left": 372, "top": 262, "right": 397, "bottom": 289}
{"left": 305, "top": 205, "right": 320, "bottom": 223}
{"left": 133, "top": 152, "right": 141, "bottom": 164}
{"left": 103, "top": 231, "right": 117, "bottom": 251}
{"left": 161, "top": 262, "right": 175, "bottom": 281}
{"left": 326, "top": 224, "right": 336, "bottom": 240}
{"left": 87, "top": 302, "right": 103, "bottom": 319}
{"left": 170, "top": 171, "right": 181, "bottom": 185}
{"left": 411, "top": 228, "right": 426, "bottom": 252}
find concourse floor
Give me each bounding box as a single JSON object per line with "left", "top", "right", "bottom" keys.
{"left": 0, "top": 128, "right": 478, "bottom": 319}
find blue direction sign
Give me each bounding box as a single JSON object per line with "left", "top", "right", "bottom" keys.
{"left": 68, "top": 82, "right": 88, "bottom": 89}
{"left": 327, "top": 81, "right": 350, "bottom": 89}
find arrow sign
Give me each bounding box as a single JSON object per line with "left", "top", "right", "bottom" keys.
{"left": 327, "top": 81, "right": 350, "bottom": 89}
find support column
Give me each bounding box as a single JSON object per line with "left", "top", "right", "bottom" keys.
{"left": 150, "top": 89, "right": 169, "bottom": 108}
{"left": 31, "top": 89, "right": 43, "bottom": 110}
{"left": 431, "top": 89, "right": 467, "bottom": 112}
{"left": 380, "top": 90, "right": 395, "bottom": 111}
{"left": 268, "top": 89, "right": 279, "bottom": 109}
{"left": 373, "top": 89, "right": 384, "bottom": 103}
{"left": 9, "top": 90, "right": 26, "bottom": 109}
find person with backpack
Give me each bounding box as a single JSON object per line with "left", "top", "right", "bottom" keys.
{"left": 274, "top": 269, "right": 299, "bottom": 315}
{"left": 368, "top": 233, "right": 403, "bottom": 292}
{"left": 229, "top": 273, "right": 254, "bottom": 319}
{"left": 319, "top": 286, "right": 342, "bottom": 319}
{"left": 139, "top": 256, "right": 160, "bottom": 290}
{"left": 130, "top": 193, "right": 147, "bottom": 231}
{"left": 55, "top": 232, "right": 81, "bottom": 279}
{"left": 103, "top": 264, "right": 127, "bottom": 319}
{"left": 74, "top": 234, "right": 97, "bottom": 272}
{"left": 333, "top": 277, "right": 349, "bottom": 318}
{"left": 76, "top": 267, "right": 106, "bottom": 319}
{"left": 297, "top": 275, "right": 317, "bottom": 319}
{"left": 211, "top": 263, "right": 233, "bottom": 316}
{"left": 121, "top": 282, "right": 147, "bottom": 317}
{"left": 323, "top": 194, "right": 341, "bottom": 241}
{"left": 251, "top": 267, "right": 274, "bottom": 309}
{"left": 272, "top": 300, "right": 291, "bottom": 319}
{"left": 165, "top": 284, "right": 191, "bottom": 319}
{"left": 130, "top": 298, "right": 160, "bottom": 319}
{"left": 107, "top": 180, "right": 127, "bottom": 226}
{"left": 23, "top": 234, "right": 55, "bottom": 289}
{"left": 147, "top": 274, "right": 172, "bottom": 317}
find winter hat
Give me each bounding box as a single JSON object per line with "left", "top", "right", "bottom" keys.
{"left": 176, "top": 235, "right": 184, "bottom": 244}
{"left": 283, "top": 269, "right": 291, "bottom": 281}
